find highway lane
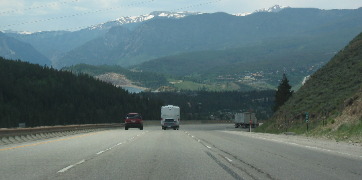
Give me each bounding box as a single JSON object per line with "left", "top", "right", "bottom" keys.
{"left": 0, "top": 124, "right": 361, "bottom": 180}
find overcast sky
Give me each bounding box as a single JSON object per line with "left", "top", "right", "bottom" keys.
{"left": 1, "top": 0, "right": 361, "bottom": 32}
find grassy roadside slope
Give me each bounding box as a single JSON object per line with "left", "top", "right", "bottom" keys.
{"left": 256, "top": 32, "right": 362, "bottom": 143}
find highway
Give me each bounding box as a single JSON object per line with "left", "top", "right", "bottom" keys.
{"left": 0, "top": 124, "right": 361, "bottom": 180}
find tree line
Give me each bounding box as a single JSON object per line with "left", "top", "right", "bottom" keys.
{"left": 141, "top": 90, "right": 275, "bottom": 120}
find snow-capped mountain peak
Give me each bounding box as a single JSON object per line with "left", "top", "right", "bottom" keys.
{"left": 254, "top": 5, "right": 289, "bottom": 13}
{"left": 234, "top": 5, "right": 289, "bottom": 17}
{"left": 89, "top": 11, "right": 202, "bottom": 30}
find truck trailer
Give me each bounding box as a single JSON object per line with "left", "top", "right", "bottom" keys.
{"left": 161, "top": 105, "right": 180, "bottom": 130}
{"left": 234, "top": 112, "right": 258, "bottom": 128}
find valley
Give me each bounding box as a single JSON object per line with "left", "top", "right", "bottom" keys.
{"left": 1, "top": 2, "right": 362, "bottom": 180}
{"left": 1, "top": 4, "right": 362, "bottom": 142}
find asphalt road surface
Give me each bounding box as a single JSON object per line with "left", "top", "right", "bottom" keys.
{"left": 0, "top": 124, "right": 361, "bottom": 180}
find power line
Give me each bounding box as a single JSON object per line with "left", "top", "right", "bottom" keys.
{"left": 3, "top": 0, "right": 222, "bottom": 34}
{"left": 171, "top": 0, "right": 221, "bottom": 12}
{"left": 1, "top": 0, "right": 155, "bottom": 29}
{"left": 0, "top": 0, "right": 80, "bottom": 15}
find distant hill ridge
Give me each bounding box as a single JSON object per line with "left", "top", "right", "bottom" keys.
{"left": 0, "top": 32, "right": 51, "bottom": 65}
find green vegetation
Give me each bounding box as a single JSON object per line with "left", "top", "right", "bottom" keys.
{"left": 172, "top": 80, "right": 241, "bottom": 91}
{"left": 256, "top": 32, "right": 362, "bottom": 141}
{"left": 274, "top": 74, "right": 293, "bottom": 112}
{"left": 62, "top": 64, "right": 169, "bottom": 89}
{"left": 0, "top": 57, "right": 163, "bottom": 128}
{"left": 315, "top": 120, "right": 362, "bottom": 143}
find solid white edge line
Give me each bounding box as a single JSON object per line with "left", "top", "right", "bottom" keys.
{"left": 242, "top": 134, "right": 361, "bottom": 159}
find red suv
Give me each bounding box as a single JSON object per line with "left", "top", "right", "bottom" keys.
{"left": 124, "top": 113, "right": 143, "bottom": 130}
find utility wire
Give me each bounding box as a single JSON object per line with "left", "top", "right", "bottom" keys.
{"left": 4, "top": 0, "right": 221, "bottom": 35}
{"left": 1, "top": 0, "right": 155, "bottom": 29}
{"left": 171, "top": 0, "right": 221, "bottom": 12}
{"left": 0, "top": 0, "right": 80, "bottom": 15}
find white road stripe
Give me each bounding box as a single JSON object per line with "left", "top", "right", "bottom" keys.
{"left": 57, "top": 131, "right": 150, "bottom": 174}
{"left": 76, "top": 160, "right": 85, "bottom": 165}
{"left": 58, "top": 165, "right": 74, "bottom": 173}
{"left": 96, "top": 151, "right": 104, "bottom": 155}
{"left": 58, "top": 160, "right": 85, "bottom": 173}
{"left": 206, "top": 145, "right": 212, "bottom": 149}
{"left": 225, "top": 157, "right": 233, "bottom": 162}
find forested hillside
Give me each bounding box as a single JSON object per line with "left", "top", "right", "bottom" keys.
{"left": 257, "top": 32, "right": 362, "bottom": 142}
{"left": 0, "top": 57, "right": 163, "bottom": 128}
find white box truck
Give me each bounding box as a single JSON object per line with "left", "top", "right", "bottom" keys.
{"left": 234, "top": 112, "right": 258, "bottom": 128}
{"left": 161, "top": 105, "right": 180, "bottom": 130}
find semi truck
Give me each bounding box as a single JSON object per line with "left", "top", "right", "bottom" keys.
{"left": 161, "top": 105, "right": 180, "bottom": 130}
{"left": 234, "top": 112, "right": 258, "bottom": 128}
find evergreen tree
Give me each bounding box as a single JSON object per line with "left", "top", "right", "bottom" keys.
{"left": 274, "top": 73, "right": 293, "bottom": 112}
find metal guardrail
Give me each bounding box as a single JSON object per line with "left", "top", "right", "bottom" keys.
{"left": 0, "top": 124, "right": 123, "bottom": 145}
{"left": 0, "top": 123, "right": 123, "bottom": 138}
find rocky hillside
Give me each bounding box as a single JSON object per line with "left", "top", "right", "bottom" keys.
{"left": 257, "top": 32, "right": 362, "bottom": 143}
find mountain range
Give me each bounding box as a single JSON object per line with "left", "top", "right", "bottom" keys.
{"left": 58, "top": 7, "right": 362, "bottom": 68}
{"left": 3, "top": 11, "right": 200, "bottom": 66}
{"left": 1, "top": 6, "right": 362, "bottom": 90}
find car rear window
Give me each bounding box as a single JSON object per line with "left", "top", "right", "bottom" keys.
{"left": 126, "top": 114, "right": 141, "bottom": 119}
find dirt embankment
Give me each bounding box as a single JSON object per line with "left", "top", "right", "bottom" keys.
{"left": 95, "top": 73, "right": 147, "bottom": 90}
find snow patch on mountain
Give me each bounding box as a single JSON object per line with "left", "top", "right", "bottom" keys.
{"left": 234, "top": 5, "right": 289, "bottom": 17}
{"left": 233, "top": 12, "right": 252, "bottom": 17}
{"left": 89, "top": 11, "right": 202, "bottom": 30}
{"left": 254, "top": 5, "right": 289, "bottom": 13}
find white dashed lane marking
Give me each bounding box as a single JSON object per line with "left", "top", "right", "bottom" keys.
{"left": 57, "top": 131, "right": 148, "bottom": 174}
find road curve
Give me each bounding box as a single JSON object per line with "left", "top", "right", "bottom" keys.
{"left": 0, "top": 124, "right": 361, "bottom": 180}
